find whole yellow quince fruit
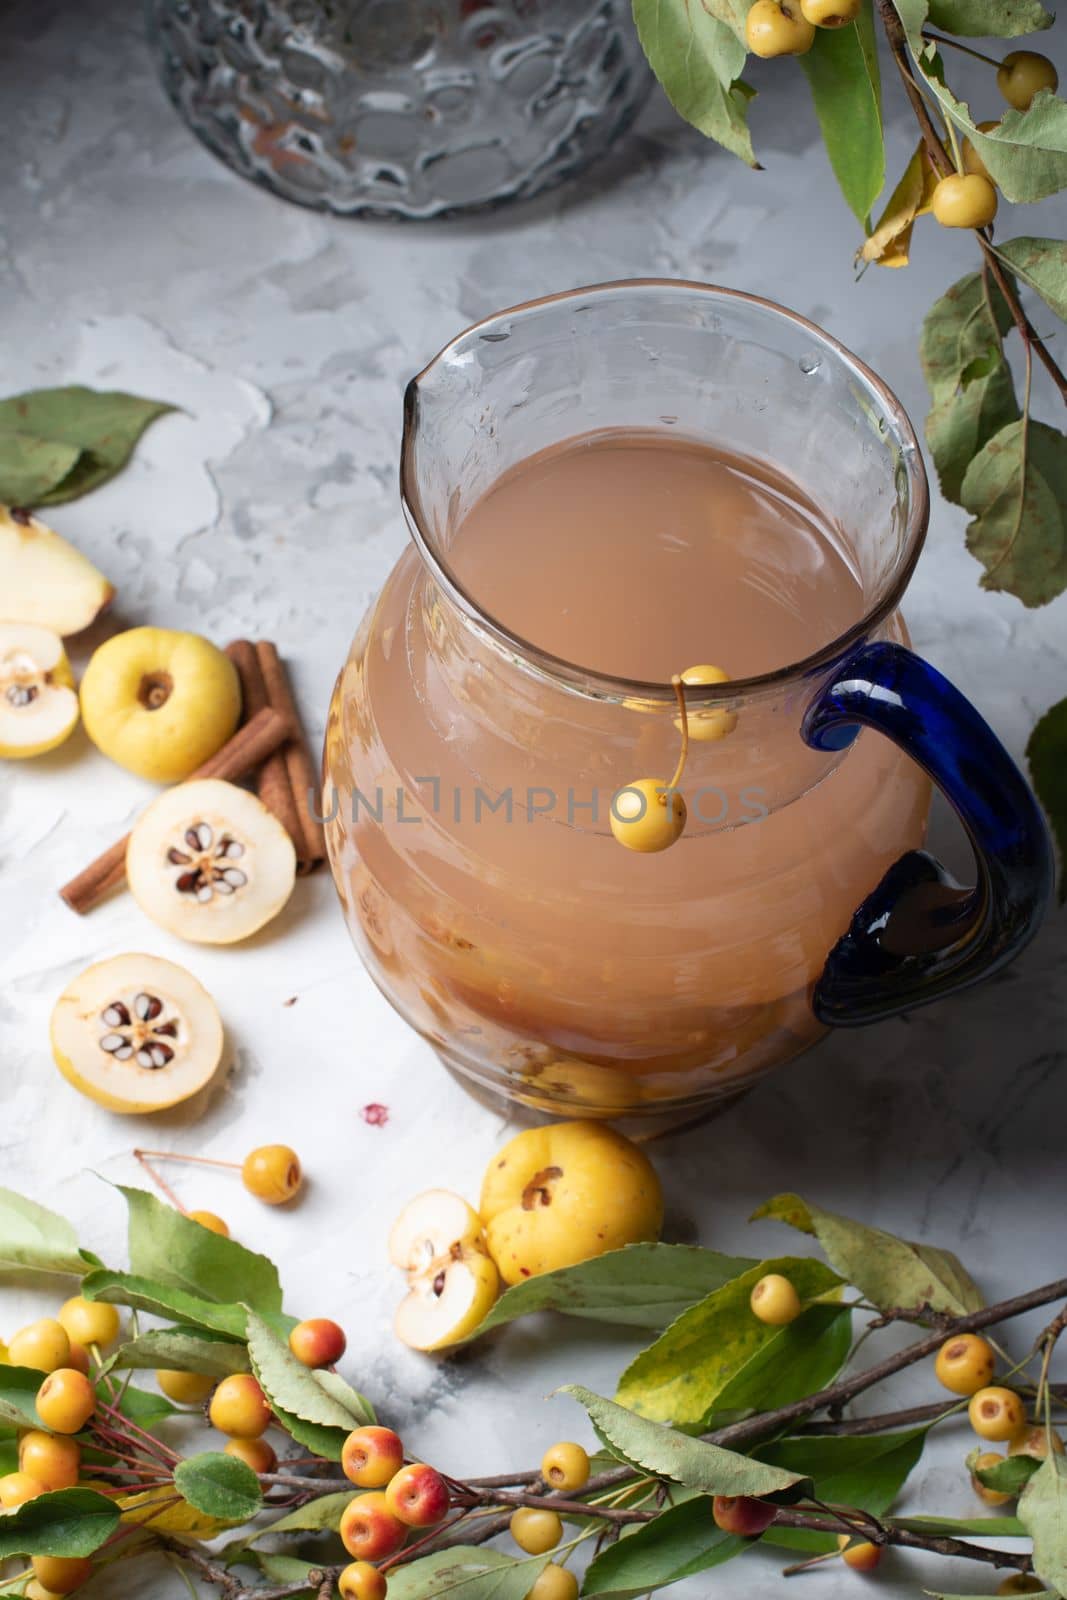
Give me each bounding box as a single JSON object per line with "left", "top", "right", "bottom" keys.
{"left": 480, "top": 1120, "right": 663, "bottom": 1286}
{"left": 80, "top": 626, "right": 241, "bottom": 782}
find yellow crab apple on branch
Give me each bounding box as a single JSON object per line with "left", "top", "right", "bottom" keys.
{"left": 1, "top": 1165, "right": 1067, "bottom": 1600}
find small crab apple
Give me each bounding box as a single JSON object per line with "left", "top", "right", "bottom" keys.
{"left": 338, "top": 1562, "right": 388, "bottom": 1600}
{"left": 157, "top": 1368, "right": 215, "bottom": 1405}
{"left": 750, "top": 1273, "right": 802, "bottom": 1326}
{"left": 36, "top": 1369, "right": 95, "bottom": 1434}
{"left": 31, "top": 1557, "right": 93, "bottom": 1595}
{"left": 801, "top": 0, "right": 860, "bottom": 23}
{"left": 19, "top": 1431, "right": 80, "bottom": 1491}
{"left": 1009, "top": 1424, "right": 1065, "bottom": 1461}
{"left": 837, "top": 1536, "right": 883, "bottom": 1571}
{"left": 242, "top": 1144, "right": 303, "bottom": 1205}
{"left": 541, "top": 1441, "right": 590, "bottom": 1493}
{"left": 58, "top": 1296, "right": 120, "bottom": 1351}
{"left": 528, "top": 1567, "right": 579, "bottom": 1600}
{"left": 0, "top": 1472, "right": 46, "bottom": 1509}
{"left": 66, "top": 1343, "right": 91, "bottom": 1377}
{"left": 342, "top": 1426, "right": 405, "bottom": 1489}
{"left": 79, "top": 626, "right": 241, "bottom": 783}
{"left": 385, "top": 1462, "right": 450, "bottom": 1528}
{"left": 225, "top": 1437, "right": 278, "bottom": 1474}
{"left": 935, "top": 1333, "right": 996, "bottom": 1396}
{"left": 745, "top": 0, "right": 815, "bottom": 56}
{"left": 210, "top": 1374, "right": 272, "bottom": 1438}
{"left": 610, "top": 779, "right": 686, "bottom": 853}
{"left": 711, "top": 1495, "right": 778, "bottom": 1537}
{"left": 339, "top": 1492, "right": 407, "bottom": 1562}
{"left": 9, "top": 1318, "right": 70, "bottom": 1373}
{"left": 997, "top": 50, "right": 1058, "bottom": 111}
{"left": 969, "top": 1387, "right": 1027, "bottom": 1443}
{"left": 931, "top": 173, "right": 998, "bottom": 229}
{"left": 288, "top": 1318, "right": 347, "bottom": 1369}
{"left": 510, "top": 1507, "right": 563, "bottom": 1555}
{"left": 188, "top": 1210, "right": 230, "bottom": 1236}
{"left": 970, "top": 1451, "right": 1013, "bottom": 1507}
{"left": 389, "top": 1189, "right": 499, "bottom": 1351}
{"left": 676, "top": 664, "right": 736, "bottom": 743}
{"left": 480, "top": 1121, "right": 663, "bottom": 1286}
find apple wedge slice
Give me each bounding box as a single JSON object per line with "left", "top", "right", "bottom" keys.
{"left": 389, "top": 1189, "right": 499, "bottom": 1352}
{"left": 0, "top": 506, "right": 114, "bottom": 635}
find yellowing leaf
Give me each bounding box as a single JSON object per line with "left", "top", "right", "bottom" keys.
{"left": 859, "top": 142, "right": 936, "bottom": 268}
{"left": 118, "top": 1488, "right": 232, "bottom": 1538}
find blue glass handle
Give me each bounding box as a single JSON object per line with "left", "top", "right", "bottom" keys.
{"left": 802, "top": 640, "right": 1053, "bottom": 1027}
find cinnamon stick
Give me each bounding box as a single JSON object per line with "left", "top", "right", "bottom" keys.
{"left": 59, "top": 706, "right": 292, "bottom": 915}
{"left": 225, "top": 640, "right": 306, "bottom": 869}
{"left": 254, "top": 641, "right": 326, "bottom": 870}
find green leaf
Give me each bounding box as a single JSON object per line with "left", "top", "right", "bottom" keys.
{"left": 172, "top": 1452, "right": 262, "bottom": 1524}
{"left": 961, "top": 418, "right": 1067, "bottom": 606}
{"left": 966, "top": 1446, "right": 1040, "bottom": 1495}
{"left": 269, "top": 1405, "right": 350, "bottom": 1462}
{"left": 0, "top": 1187, "right": 87, "bottom": 1277}
{"left": 995, "top": 237, "right": 1067, "bottom": 325}
{"left": 926, "top": 0, "right": 1052, "bottom": 32}
{"left": 0, "top": 1435, "right": 20, "bottom": 1477}
{"left": 583, "top": 1498, "right": 744, "bottom": 1598}
{"left": 0, "top": 431, "right": 82, "bottom": 510}
{"left": 759, "top": 1430, "right": 926, "bottom": 1553}
{"left": 313, "top": 1369, "right": 377, "bottom": 1425}
{"left": 236, "top": 1490, "right": 355, "bottom": 1546}
{"left": 0, "top": 387, "right": 175, "bottom": 507}
{"left": 891, "top": 1513, "right": 1026, "bottom": 1535}
{"left": 800, "top": 0, "right": 883, "bottom": 226}
{"left": 615, "top": 1257, "right": 844, "bottom": 1425}
{"left": 711, "top": 1303, "right": 852, "bottom": 1424}
{"left": 82, "top": 1268, "right": 250, "bottom": 1339}
{"left": 466, "top": 1244, "right": 758, "bottom": 1340}
{"left": 632, "top": 0, "right": 758, "bottom": 166}
{"left": 106, "top": 1326, "right": 249, "bottom": 1378}
{"left": 0, "top": 1488, "right": 119, "bottom": 1558}
{"left": 754, "top": 1193, "right": 983, "bottom": 1316}
{"left": 1019, "top": 1452, "right": 1067, "bottom": 1593}
{"left": 114, "top": 1384, "right": 179, "bottom": 1428}
{"left": 120, "top": 1186, "right": 285, "bottom": 1316}
{"left": 0, "top": 1367, "right": 45, "bottom": 1429}
{"left": 920, "top": 269, "right": 1020, "bottom": 505}
{"left": 245, "top": 1309, "right": 374, "bottom": 1430}
{"left": 562, "top": 1387, "right": 809, "bottom": 1499}
{"left": 920, "top": 271, "right": 1015, "bottom": 401}
{"left": 1028, "top": 696, "right": 1067, "bottom": 902}
{"left": 927, "top": 359, "right": 1019, "bottom": 506}
{"left": 253, "top": 1554, "right": 318, "bottom": 1594}
{"left": 385, "top": 1547, "right": 551, "bottom": 1600}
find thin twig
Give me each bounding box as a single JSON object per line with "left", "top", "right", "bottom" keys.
{"left": 773, "top": 1508, "right": 1033, "bottom": 1574}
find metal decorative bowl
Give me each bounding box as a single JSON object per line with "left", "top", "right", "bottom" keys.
{"left": 145, "top": 0, "right": 653, "bottom": 220}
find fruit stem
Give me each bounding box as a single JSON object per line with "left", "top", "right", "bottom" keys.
{"left": 920, "top": 29, "right": 1002, "bottom": 69}
{"left": 667, "top": 674, "right": 689, "bottom": 793}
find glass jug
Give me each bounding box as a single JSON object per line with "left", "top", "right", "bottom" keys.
{"left": 323, "top": 281, "right": 1051, "bottom": 1123}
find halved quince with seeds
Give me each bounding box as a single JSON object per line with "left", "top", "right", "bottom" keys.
{"left": 126, "top": 778, "right": 296, "bottom": 945}
{"left": 0, "top": 623, "right": 80, "bottom": 758}
{"left": 0, "top": 506, "right": 114, "bottom": 636}
{"left": 389, "top": 1189, "right": 499, "bottom": 1352}
{"left": 50, "top": 953, "right": 225, "bottom": 1112}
